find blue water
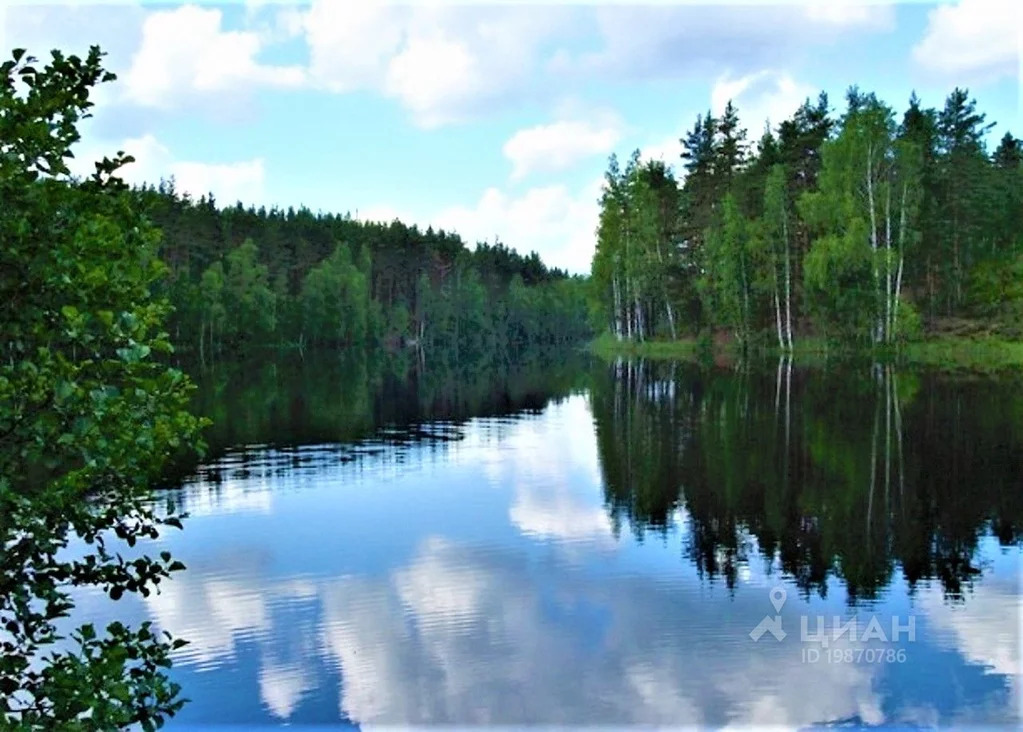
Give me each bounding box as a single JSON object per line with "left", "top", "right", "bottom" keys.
{"left": 70, "top": 358, "right": 1022, "bottom": 727}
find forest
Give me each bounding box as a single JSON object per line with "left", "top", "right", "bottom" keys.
{"left": 591, "top": 88, "right": 1023, "bottom": 350}
{"left": 143, "top": 188, "right": 591, "bottom": 361}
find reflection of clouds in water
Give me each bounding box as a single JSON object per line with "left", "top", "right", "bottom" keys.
{"left": 921, "top": 576, "right": 1022, "bottom": 715}
{"left": 145, "top": 568, "right": 272, "bottom": 667}
{"left": 135, "top": 531, "right": 1021, "bottom": 726}
{"left": 489, "top": 395, "right": 613, "bottom": 546}
{"left": 320, "top": 576, "right": 424, "bottom": 722}
{"left": 509, "top": 486, "right": 613, "bottom": 545}
{"left": 117, "top": 393, "right": 1019, "bottom": 726}
{"left": 319, "top": 536, "right": 888, "bottom": 726}
{"left": 174, "top": 476, "right": 273, "bottom": 517}
{"left": 258, "top": 660, "right": 314, "bottom": 720}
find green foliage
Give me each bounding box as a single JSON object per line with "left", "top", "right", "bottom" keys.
{"left": 966, "top": 250, "right": 1023, "bottom": 336}
{"left": 893, "top": 298, "right": 923, "bottom": 343}
{"left": 700, "top": 194, "right": 755, "bottom": 343}
{"left": 299, "top": 242, "right": 370, "bottom": 346}
{"left": 592, "top": 153, "right": 687, "bottom": 341}
{"left": 592, "top": 83, "right": 1020, "bottom": 351}
{"left": 139, "top": 186, "right": 589, "bottom": 355}
{"left": 223, "top": 238, "right": 276, "bottom": 345}
{"left": 0, "top": 47, "right": 204, "bottom": 728}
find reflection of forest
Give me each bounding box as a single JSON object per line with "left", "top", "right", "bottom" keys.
{"left": 592, "top": 359, "right": 1023, "bottom": 602}
{"left": 180, "top": 347, "right": 590, "bottom": 460}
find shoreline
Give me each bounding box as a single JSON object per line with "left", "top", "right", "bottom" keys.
{"left": 587, "top": 333, "right": 1023, "bottom": 373}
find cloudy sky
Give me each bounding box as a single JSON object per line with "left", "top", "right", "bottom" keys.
{"left": 1, "top": 0, "right": 1019, "bottom": 272}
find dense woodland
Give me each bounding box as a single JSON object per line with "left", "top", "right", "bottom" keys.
{"left": 141, "top": 189, "right": 590, "bottom": 360}
{"left": 592, "top": 88, "right": 1023, "bottom": 349}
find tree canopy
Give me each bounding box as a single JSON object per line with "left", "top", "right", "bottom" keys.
{"left": 591, "top": 87, "right": 1022, "bottom": 348}
{"left": 1, "top": 47, "right": 205, "bottom": 729}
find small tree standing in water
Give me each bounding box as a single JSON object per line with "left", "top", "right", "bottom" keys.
{"left": 0, "top": 47, "right": 204, "bottom": 729}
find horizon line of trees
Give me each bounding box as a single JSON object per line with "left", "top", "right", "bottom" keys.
{"left": 591, "top": 87, "right": 1023, "bottom": 349}
{"left": 136, "top": 184, "right": 591, "bottom": 360}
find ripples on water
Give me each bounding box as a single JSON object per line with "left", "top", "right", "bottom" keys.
{"left": 70, "top": 356, "right": 1022, "bottom": 728}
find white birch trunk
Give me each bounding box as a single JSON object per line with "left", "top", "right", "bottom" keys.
{"left": 884, "top": 182, "right": 893, "bottom": 344}
{"left": 782, "top": 204, "right": 794, "bottom": 351}
{"left": 612, "top": 274, "right": 618, "bottom": 339}
{"left": 775, "top": 354, "right": 783, "bottom": 417}
{"left": 891, "top": 182, "right": 908, "bottom": 341}
{"left": 866, "top": 143, "right": 882, "bottom": 344}
{"left": 774, "top": 286, "right": 784, "bottom": 351}
{"left": 625, "top": 274, "right": 633, "bottom": 340}
{"left": 653, "top": 231, "right": 677, "bottom": 340}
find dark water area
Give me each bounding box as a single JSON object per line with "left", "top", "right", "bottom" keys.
{"left": 72, "top": 351, "right": 1022, "bottom": 728}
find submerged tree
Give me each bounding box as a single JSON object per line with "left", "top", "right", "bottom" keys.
{"left": 0, "top": 47, "right": 204, "bottom": 728}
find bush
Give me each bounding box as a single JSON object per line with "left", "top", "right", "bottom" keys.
{"left": 893, "top": 298, "right": 924, "bottom": 343}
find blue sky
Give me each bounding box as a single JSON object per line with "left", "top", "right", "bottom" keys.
{"left": 1, "top": 0, "right": 1019, "bottom": 272}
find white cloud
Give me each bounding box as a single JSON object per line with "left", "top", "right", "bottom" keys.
{"left": 0, "top": 2, "right": 146, "bottom": 71}
{"left": 244, "top": 0, "right": 306, "bottom": 45}
{"left": 4, "top": 1, "right": 901, "bottom": 136}
{"left": 564, "top": 3, "right": 893, "bottom": 82}
{"left": 802, "top": 1, "right": 895, "bottom": 29}
{"left": 431, "top": 177, "right": 603, "bottom": 274}
{"left": 385, "top": 36, "right": 484, "bottom": 129}
{"left": 641, "top": 135, "right": 685, "bottom": 171}
{"left": 303, "top": 3, "right": 403, "bottom": 93}
{"left": 300, "top": 2, "right": 576, "bottom": 127}
{"left": 123, "top": 4, "right": 304, "bottom": 109}
{"left": 71, "top": 134, "right": 266, "bottom": 206}
{"left": 912, "top": 0, "right": 1020, "bottom": 82}
{"left": 354, "top": 178, "right": 603, "bottom": 274}
{"left": 711, "top": 70, "right": 816, "bottom": 139}
{"left": 171, "top": 158, "right": 266, "bottom": 207}
{"left": 503, "top": 114, "right": 622, "bottom": 181}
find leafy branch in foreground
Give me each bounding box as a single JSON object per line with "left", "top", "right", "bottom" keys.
{"left": 1, "top": 46, "right": 205, "bottom": 730}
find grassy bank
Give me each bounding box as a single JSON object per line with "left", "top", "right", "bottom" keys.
{"left": 901, "top": 336, "right": 1023, "bottom": 372}
{"left": 587, "top": 332, "right": 1023, "bottom": 373}
{"left": 588, "top": 332, "right": 703, "bottom": 360}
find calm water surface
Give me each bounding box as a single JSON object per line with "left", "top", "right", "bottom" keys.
{"left": 75, "top": 353, "right": 1022, "bottom": 728}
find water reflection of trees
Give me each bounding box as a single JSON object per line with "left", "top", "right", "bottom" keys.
{"left": 592, "top": 359, "right": 1023, "bottom": 602}
{"left": 173, "top": 348, "right": 590, "bottom": 476}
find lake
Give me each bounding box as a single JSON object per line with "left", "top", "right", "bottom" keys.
{"left": 72, "top": 351, "right": 1022, "bottom": 728}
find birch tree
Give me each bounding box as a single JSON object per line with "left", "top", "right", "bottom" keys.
{"left": 764, "top": 164, "right": 795, "bottom": 350}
